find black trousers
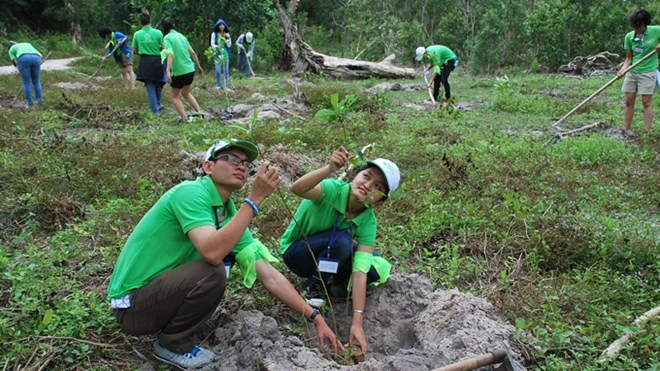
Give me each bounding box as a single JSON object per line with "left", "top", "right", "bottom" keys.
{"left": 433, "top": 59, "right": 457, "bottom": 101}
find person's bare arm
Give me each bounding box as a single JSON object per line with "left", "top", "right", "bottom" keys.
{"left": 617, "top": 50, "right": 633, "bottom": 79}
{"left": 348, "top": 244, "right": 373, "bottom": 355}
{"left": 255, "top": 260, "right": 343, "bottom": 352}
{"left": 290, "top": 147, "right": 350, "bottom": 200}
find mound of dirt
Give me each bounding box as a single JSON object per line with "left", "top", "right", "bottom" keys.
{"left": 205, "top": 273, "right": 523, "bottom": 371}
{"left": 365, "top": 82, "right": 425, "bottom": 94}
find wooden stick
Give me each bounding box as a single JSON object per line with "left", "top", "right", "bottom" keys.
{"left": 552, "top": 50, "right": 657, "bottom": 130}
{"left": 554, "top": 121, "right": 604, "bottom": 139}
{"left": 37, "top": 336, "right": 113, "bottom": 348}
{"left": 239, "top": 45, "right": 256, "bottom": 77}
{"left": 432, "top": 349, "right": 507, "bottom": 371}
{"left": 272, "top": 102, "right": 305, "bottom": 120}
{"left": 600, "top": 305, "right": 660, "bottom": 358}
{"left": 423, "top": 67, "right": 436, "bottom": 103}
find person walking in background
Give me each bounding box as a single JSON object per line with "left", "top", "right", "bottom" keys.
{"left": 98, "top": 27, "right": 136, "bottom": 89}
{"left": 210, "top": 19, "right": 232, "bottom": 90}
{"left": 280, "top": 147, "right": 399, "bottom": 357}
{"left": 236, "top": 31, "right": 255, "bottom": 77}
{"left": 162, "top": 18, "right": 204, "bottom": 122}
{"left": 107, "top": 139, "right": 342, "bottom": 369}
{"left": 415, "top": 45, "right": 458, "bottom": 105}
{"left": 8, "top": 41, "right": 43, "bottom": 107}
{"left": 616, "top": 8, "right": 660, "bottom": 132}
{"left": 132, "top": 11, "right": 165, "bottom": 116}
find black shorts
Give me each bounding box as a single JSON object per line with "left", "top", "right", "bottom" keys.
{"left": 170, "top": 72, "right": 195, "bottom": 89}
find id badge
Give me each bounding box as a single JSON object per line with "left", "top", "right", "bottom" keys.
{"left": 224, "top": 262, "right": 231, "bottom": 278}
{"left": 318, "top": 258, "right": 339, "bottom": 273}
{"left": 634, "top": 46, "right": 644, "bottom": 53}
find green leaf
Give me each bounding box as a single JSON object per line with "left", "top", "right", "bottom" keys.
{"left": 314, "top": 109, "right": 336, "bottom": 122}
{"left": 330, "top": 93, "right": 339, "bottom": 110}
{"left": 37, "top": 309, "right": 54, "bottom": 333}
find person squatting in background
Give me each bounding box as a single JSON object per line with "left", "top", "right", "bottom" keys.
{"left": 98, "top": 27, "right": 136, "bottom": 89}
{"left": 210, "top": 19, "right": 232, "bottom": 90}
{"left": 162, "top": 18, "right": 204, "bottom": 122}
{"left": 416, "top": 45, "right": 458, "bottom": 105}
{"left": 132, "top": 12, "right": 165, "bottom": 116}
{"left": 236, "top": 31, "right": 255, "bottom": 77}
{"left": 616, "top": 8, "right": 660, "bottom": 132}
{"left": 8, "top": 41, "right": 43, "bottom": 107}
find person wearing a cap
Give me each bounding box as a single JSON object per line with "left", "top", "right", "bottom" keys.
{"left": 97, "top": 27, "right": 136, "bottom": 89}
{"left": 162, "top": 18, "right": 204, "bottom": 122}
{"left": 107, "top": 139, "right": 342, "bottom": 369}
{"left": 415, "top": 45, "right": 458, "bottom": 105}
{"left": 8, "top": 41, "right": 43, "bottom": 107}
{"left": 236, "top": 31, "right": 255, "bottom": 77}
{"left": 279, "top": 147, "right": 400, "bottom": 356}
{"left": 210, "top": 18, "right": 232, "bottom": 90}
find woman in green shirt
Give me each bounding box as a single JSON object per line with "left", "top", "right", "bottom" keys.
{"left": 280, "top": 147, "right": 400, "bottom": 356}
{"left": 616, "top": 8, "right": 660, "bottom": 132}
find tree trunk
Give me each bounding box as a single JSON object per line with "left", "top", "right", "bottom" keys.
{"left": 273, "top": 0, "right": 415, "bottom": 79}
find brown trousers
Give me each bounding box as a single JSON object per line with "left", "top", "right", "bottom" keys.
{"left": 113, "top": 259, "right": 226, "bottom": 353}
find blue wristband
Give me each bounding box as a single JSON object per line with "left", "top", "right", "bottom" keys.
{"left": 243, "top": 198, "right": 260, "bottom": 216}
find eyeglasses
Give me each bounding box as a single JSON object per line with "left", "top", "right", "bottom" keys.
{"left": 213, "top": 153, "right": 253, "bottom": 170}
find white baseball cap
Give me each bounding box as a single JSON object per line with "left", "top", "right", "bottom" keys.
{"left": 245, "top": 32, "right": 254, "bottom": 43}
{"left": 415, "top": 46, "right": 426, "bottom": 61}
{"left": 367, "top": 158, "right": 400, "bottom": 195}
{"left": 205, "top": 138, "right": 259, "bottom": 162}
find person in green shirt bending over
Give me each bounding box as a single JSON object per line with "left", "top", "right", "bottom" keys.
{"left": 616, "top": 8, "right": 660, "bottom": 132}
{"left": 162, "top": 18, "right": 204, "bottom": 122}
{"left": 107, "top": 139, "right": 342, "bottom": 369}
{"left": 280, "top": 147, "right": 400, "bottom": 357}
{"left": 416, "top": 45, "right": 458, "bottom": 106}
{"left": 8, "top": 41, "right": 43, "bottom": 107}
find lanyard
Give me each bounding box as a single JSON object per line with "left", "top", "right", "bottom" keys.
{"left": 327, "top": 212, "right": 351, "bottom": 257}
{"left": 213, "top": 206, "right": 222, "bottom": 230}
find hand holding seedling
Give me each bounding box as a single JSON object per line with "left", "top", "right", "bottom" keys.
{"left": 249, "top": 162, "right": 281, "bottom": 204}
{"left": 329, "top": 146, "right": 351, "bottom": 172}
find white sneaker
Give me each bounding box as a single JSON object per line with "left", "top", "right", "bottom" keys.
{"left": 153, "top": 341, "right": 215, "bottom": 370}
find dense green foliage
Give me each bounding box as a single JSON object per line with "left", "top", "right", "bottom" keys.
{"left": 1, "top": 48, "right": 658, "bottom": 369}
{"left": 3, "top": 1, "right": 660, "bottom": 72}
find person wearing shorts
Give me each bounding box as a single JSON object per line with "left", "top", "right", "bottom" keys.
{"left": 98, "top": 27, "right": 136, "bottom": 89}
{"left": 617, "top": 8, "right": 660, "bottom": 132}
{"left": 162, "top": 18, "right": 204, "bottom": 122}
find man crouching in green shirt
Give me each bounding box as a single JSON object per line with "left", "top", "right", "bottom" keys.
{"left": 107, "top": 139, "right": 342, "bottom": 369}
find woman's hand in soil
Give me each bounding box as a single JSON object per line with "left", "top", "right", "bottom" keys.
{"left": 349, "top": 324, "right": 368, "bottom": 355}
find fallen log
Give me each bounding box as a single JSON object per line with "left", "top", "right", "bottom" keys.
{"left": 600, "top": 305, "right": 660, "bottom": 359}
{"left": 273, "top": 0, "right": 415, "bottom": 79}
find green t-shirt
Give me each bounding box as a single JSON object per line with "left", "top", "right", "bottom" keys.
{"left": 624, "top": 25, "right": 660, "bottom": 73}
{"left": 8, "top": 43, "right": 41, "bottom": 61}
{"left": 426, "top": 45, "right": 457, "bottom": 73}
{"left": 132, "top": 25, "right": 163, "bottom": 56}
{"left": 163, "top": 30, "right": 195, "bottom": 77}
{"left": 280, "top": 178, "right": 378, "bottom": 253}
{"left": 107, "top": 176, "right": 257, "bottom": 300}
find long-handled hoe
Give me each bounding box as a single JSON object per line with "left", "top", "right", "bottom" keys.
{"left": 551, "top": 50, "right": 657, "bottom": 131}
{"left": 238, "top": 45, "right": 256, "bottom": 78}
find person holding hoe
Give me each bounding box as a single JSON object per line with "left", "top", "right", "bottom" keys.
{"left": 415, "top": 45, "right": 458, "bottom": 106}
{"left": 98, "top": 27, "right": 136, "bottom": 89}
{"left": 107, "top": 138, "right": 342, "bottom": 369}
{"left": 616, "top": 8, "right": 660, "bottom": 132}
{"left": 280, "top": 147, "right": 399, "bottom": 356}
{"left": 236, "top": 31, "right": 255, "bottom": 77}
{"left": 8, "top": 41, "right": 43, "bottom": 107}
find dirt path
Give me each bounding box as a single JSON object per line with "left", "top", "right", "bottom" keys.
{"left": 0, "top": 57, "right": 80, "bottom": 75}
